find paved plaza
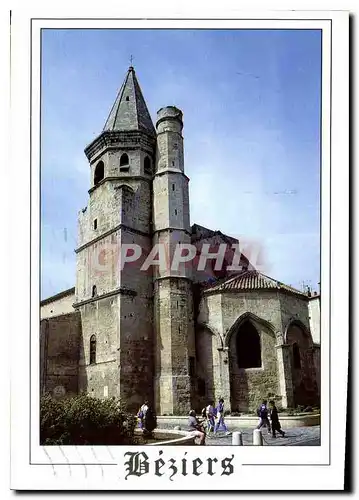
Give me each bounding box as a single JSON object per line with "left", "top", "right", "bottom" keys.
{"left": 159, "top": 423, "right": 320, "bottom": 446}
{"left": 205, "top": 425, "right": 320, "bottom": 446}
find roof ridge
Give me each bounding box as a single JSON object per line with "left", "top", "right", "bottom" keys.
{"left": 203, "top": 268, "right": 307, "bottom": 297}
{"left": 114, "top": 70, "right": 130, "bottom": 130}
{"left": 255, "top": 270, "right": 305, "bottom": 295}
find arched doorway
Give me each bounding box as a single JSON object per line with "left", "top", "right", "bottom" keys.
{"left": 235, "top": 321, "right": 261, "bottom": 369}
{"left": 228, "top": 315, "right": 277, "bottom": 413}
{"left": 286, "top": 321, "right": 318, "bottom": 407}
{"left": 227, "top": 313, "right": 277, "bottom": 413}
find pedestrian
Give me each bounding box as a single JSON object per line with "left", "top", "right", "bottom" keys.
{"left": 214, "top": 398, "right": 231, "bottom": 435}
{"left": 142, "top": 401, "right": 157, "bottom": 435}
{"left": 137, "top": 400, "right": 148, "bottom": 429}
{"left": 256, "top": 399, "right": 271, "bottom": 433}
{"left": 137, "top": 406, "right": 144, "bottom": 429}
{"left": 269, "top": 400, "right": 285, "bottom": 438}
{"left": 188, "top": 410, "right": 206, "bottom": 445}
{"left": 206, "top": 401, "right": 216, "bottom": 433}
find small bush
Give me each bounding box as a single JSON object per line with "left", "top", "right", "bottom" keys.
{"left": 40, "top": 394, "right": 137, "bottom": 446}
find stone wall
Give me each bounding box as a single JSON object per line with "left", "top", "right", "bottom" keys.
{"left": 280, "top": 293, "right": 319, "bottom": 407}
{"left": 154, "top": 278, "right": 195, "bottom": 415}
{"left": 308, "top": 296, "right": 321, "bottom": 344}
{"left": 40, "top": 288, "right": 75, "bottom": 319}
{"left": 77, "top": 297, "right": 118, "bottom": 399}
{"left": 198, "top": 290, "right": 283, "bottom": 412}
{"left": 40, "top": 312, "right": 81, "bottom": 398}
{"left": 195, "top": 326, "right": 216, "bottom": 411}
{"left": 279, "top": 292, "right": 310, "bottom": 340}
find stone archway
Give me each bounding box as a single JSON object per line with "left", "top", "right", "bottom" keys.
{"left": 285, "top": 321, "right": 318, "bottom": 407}
{"left": 226, "top": 313, "right": 277, "bottom": 413}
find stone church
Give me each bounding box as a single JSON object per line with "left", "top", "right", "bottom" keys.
{"left": 40, "top": 66, "right": 320, "bottom": 415}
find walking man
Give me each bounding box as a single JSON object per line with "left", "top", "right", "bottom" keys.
{"left": 214, "top": 398, "right": 231, "bottom": 435}
{"left": 256, "top": 399, "right": 271, "bottom": 433}
{"left": 269, "top": 400, "right": 285, "bottom": 438}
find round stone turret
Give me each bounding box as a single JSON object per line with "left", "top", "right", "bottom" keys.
{"left": 156, "top": 106, "right": 183, "bottom": 134}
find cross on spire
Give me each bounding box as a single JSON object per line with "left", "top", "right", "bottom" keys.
{"left": 130, "top": 54, "right": 134, "bottom": 67}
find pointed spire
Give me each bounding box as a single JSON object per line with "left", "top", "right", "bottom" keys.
{"left": 103, "top": 67, "right": 156, "bottom": 136}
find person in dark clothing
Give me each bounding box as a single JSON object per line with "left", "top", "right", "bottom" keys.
{"left": 142, "top": 401, "right": 157, "bottom": 436}
{"left": 269, "top": 400, "right": 285, "bottom": 438}
{"left": 256, "top": 399, "right": 271, "bottom": 433}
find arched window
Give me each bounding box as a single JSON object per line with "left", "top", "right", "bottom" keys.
{"left": 90, "top": 335, "right": 96, "bottom": 365}
{"left": 120, "top": 153, "right": 129, "bottom": 171}
{"left": 94, "top": 161, "right": 104, "bottom": 185}
{"left": 92, "top": 285, "right": 97, "bottom": 297}
{"left": 293, "top": 343, "right": 301, "bottom": 369}
{"left": 236, "top": 320, "right": 261, "bottom": 369}
{"left": 144, "top": 156, "right": 152, "bottom": 175}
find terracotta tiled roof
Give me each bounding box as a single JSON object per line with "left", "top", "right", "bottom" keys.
{"left": 203, "top": 270, "right": 307, "bottom": 298}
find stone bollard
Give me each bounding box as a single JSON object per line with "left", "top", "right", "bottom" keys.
{"left": 253, "top": 429, "right": 263, "bottom": 446}
{"left": 232, "top": 431, "right": 243, "bottom": 446}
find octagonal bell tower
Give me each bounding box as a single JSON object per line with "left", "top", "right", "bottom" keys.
{"left": 74, "top": 66, "right": 156, "bottom": 410}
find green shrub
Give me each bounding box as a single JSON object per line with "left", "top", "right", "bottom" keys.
{"left": 40, "top": 394, "right": 137, "bottom": 446}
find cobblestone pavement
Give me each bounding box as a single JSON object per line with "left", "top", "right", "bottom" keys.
{"left": 205, "top": 425, "right": 320, "bottom": 446}
{"left": 159, "top": 423, "right": 320, "bottom": 446}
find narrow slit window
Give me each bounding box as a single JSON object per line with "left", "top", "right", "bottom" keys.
{"left": 144, "top": 156, "right": 152, "bottom": 175}
{"left": 90, "top": 335, "right": 96, "bottom": 365}
{"left": 92, "top": 285, "right": 97, "bottom": 297}
{"left": 94, "top": 219, "right": 97, "bottom": 230}
{"left": 172, "top": 184, "right": 175, "bottom": 191}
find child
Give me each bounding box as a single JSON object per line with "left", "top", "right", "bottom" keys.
{"left": 214, "top": 398, "right": 231, "bottom": 435}
{"left": 269, "top": 400, "right": 285, "bottom": 438}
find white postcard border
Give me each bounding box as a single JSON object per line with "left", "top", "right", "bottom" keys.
{"left": 9, "top": 7, "right": 349, "bottom": 491}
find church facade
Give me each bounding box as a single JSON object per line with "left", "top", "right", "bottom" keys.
{"left": 40, "top": 66, "right": 321, "bottom": 415}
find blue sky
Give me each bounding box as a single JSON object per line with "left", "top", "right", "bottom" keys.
{"left": 41, "top": 28, "right": 321, "bottom": 299}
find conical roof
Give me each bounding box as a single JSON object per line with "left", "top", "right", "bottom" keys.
{"left": 103, "top": 66, "right": 156, "bottom": 136}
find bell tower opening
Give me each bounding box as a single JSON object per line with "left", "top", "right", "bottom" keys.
{"left": 94, "top": 161, "right": 104, "bottom": 185}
